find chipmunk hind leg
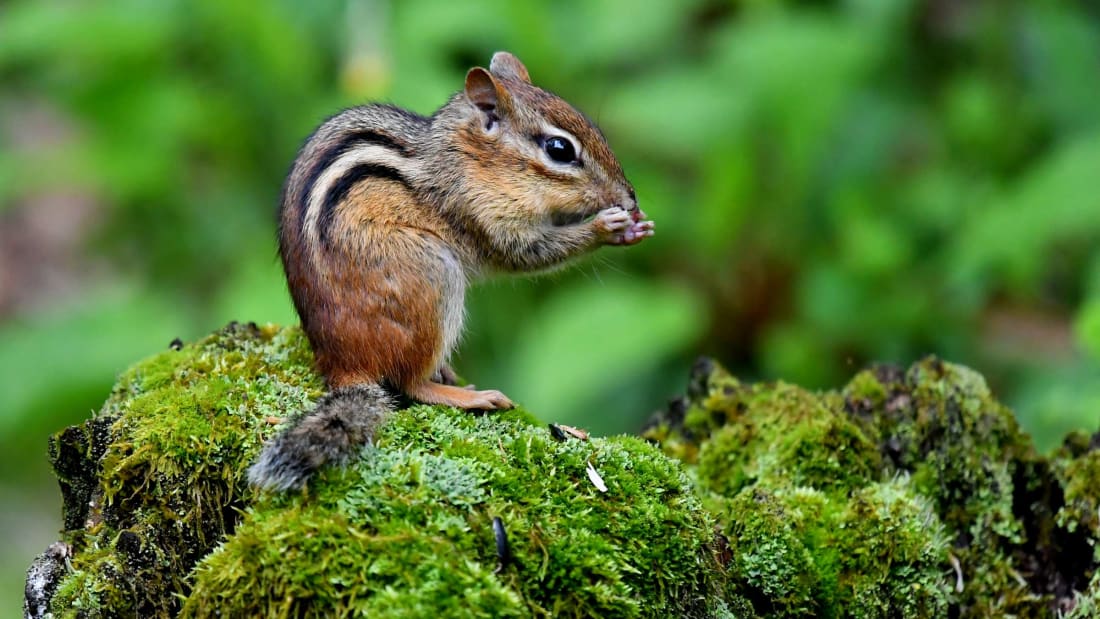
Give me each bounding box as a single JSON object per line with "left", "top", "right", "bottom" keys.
{"left": 405, "top": 381, "right": 514, "bottom": 410}
{"left": 396, "top": 237, "right": 514, "bottom": 410}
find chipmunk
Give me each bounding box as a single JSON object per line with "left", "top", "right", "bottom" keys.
{"left": 249, "top": 52, "right": 653, "bottom": 491}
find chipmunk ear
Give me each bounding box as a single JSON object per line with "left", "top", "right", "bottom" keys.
{"left": 465, "top": 67, "right": 512, "bottom": 122}
{"left": 489, "top": 51, "right": 531, "bottom": 83}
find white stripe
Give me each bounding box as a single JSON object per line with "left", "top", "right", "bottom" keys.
{"left": 303, "top": 144, "right": 422, "bottom": 243}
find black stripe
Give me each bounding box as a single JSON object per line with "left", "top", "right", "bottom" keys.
{"left": 296, "top": 130, "right": 410, "bottom": 239}
{"left": 318, "top": 163, "right": 411, "bottom": 246}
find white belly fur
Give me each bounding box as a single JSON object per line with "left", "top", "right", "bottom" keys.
{"left": 436, "top": 246, "right": 467, "bottom": 368}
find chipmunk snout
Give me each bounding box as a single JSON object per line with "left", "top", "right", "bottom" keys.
{"left": 618, "top": 186, "right": 641, "bottom": 219}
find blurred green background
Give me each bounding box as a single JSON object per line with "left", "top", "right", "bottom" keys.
{"left": 3, "top": 0, "right": 1100, "bottom": 610}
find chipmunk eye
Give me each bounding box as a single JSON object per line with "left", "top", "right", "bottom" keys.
{"left": 543, "top": 136, "right": 576, "bottom": 164}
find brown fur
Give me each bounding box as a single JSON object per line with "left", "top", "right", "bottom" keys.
{"left": 306, "top": 182, "right": 449, "bottom": 389}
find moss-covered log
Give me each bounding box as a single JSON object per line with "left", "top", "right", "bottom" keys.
{"left": 25, "top": 324, "right": 1100, "bottom": 617}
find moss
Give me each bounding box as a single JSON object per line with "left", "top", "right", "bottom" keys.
{"left": 695, "top": 382, "right": 879, "bottom": 498}
{"left": 832, "top": 480, "right": 951, "bottom": 617}
{"left": 48, "top": 417, "right": 112, "bottom": 531}
{"left": 706, "top": 479, "right": 950, "bottom": 618}
{"left": 854, "top": 360, "right": 1095, "bottom": 616}
{"left": 717, "top": 486, "right": 828, "bottom": 616}
{"left": 36, "top": 328, "right": 1099, "bottom": 616}
{"left": 646, "top": 356, "right": 1099, "bottom": 617}
{"left": 182, "top": 405, "right": 721, "bottom": 617}
{"left": 870, "top": 361, "right": 1028, "bottom": 540}
{"left": 641, "top": 357, "right": 743, "bottom": 466}
{"left": 48, "top": 322, "right": 324, "bottom": 617}
{"left": 1055, "top": 431, "right": 1100, "bottom": 543}
{"left": 1065, "top": 570, "right": 1100, "bottom": 619}
{"left": 1051, "top": 430, "right": 1100, "bottom": 607}
{"left": 44, "top": 323, "right": 723, "bottom": 617}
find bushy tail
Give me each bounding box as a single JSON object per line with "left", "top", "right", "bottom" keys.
{"left": 248, "top": 384, "right": 392, "bottom": 492}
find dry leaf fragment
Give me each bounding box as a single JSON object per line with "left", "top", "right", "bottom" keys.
{"left": 548, "top": 423, "right": 589, "bottom": 441}
{"left": 559, "top": 424, "right": 589, "bottom": 440}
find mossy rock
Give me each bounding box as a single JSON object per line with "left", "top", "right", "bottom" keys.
{"left": 28, "top": 326, "right": 1100, "bottom": 617}
{"left": 33, "top": 323, "right": 724, "bottom": 618}
{"left": 644, "top": 357, "right": 1100, "bottom": 618}
{"left": 44, "top": 322, "right": 322, "bottom": 616}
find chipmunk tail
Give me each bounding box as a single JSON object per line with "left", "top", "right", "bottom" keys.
{"left": 248, "top": 384, "right": 392, "bottom": 492}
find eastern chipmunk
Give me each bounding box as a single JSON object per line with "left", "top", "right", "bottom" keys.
{"left": 249, "top": 52, "right": 653, "bottom": 491}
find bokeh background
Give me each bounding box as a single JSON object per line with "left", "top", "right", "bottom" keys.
{"left": 3, "top": 0, "right": 1100, "bottom": 609}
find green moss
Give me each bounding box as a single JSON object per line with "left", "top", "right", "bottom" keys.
{"left": 853, "top": 360, "right": 1072, "bottom": 617}
{"left": 647, "top": 356, "right": 1099, "bottom": 617}
{"left": 717, "top": 486, "right": 828, "bottom": 616}
{"left": 182, "top": 405, "right": 721, "bottom": 617}
{"left": 692, "top": 380, "right": 880, "bottom": 499}
{"left": 882, "top": 361, "right": 1027, "bottom": 539}
{"left": 1066, "top": 570, "right": 1100, "bottom": 619}
{"left": 48, "top": 543, "right": 115, "bottom": 616}
{"left": 1055, "top": 432, "right": 1100, "bottom": 542}
{"left": 1052, "top": 430, "right": 1100, "bottom": 607}
{"left": 832, "top": 480, "right": 952, "bottom": 617}
{"left": 38, "top": 327, "right": 1099, "bottom": 616}
{"left": 48, "top": 323, "right": 328, "bottom": 616}
{"left": 708, "top": 479, "right": 950, "bottom": 618}
{"left": 45, "top": 323, "right": 723, "bottom": 617}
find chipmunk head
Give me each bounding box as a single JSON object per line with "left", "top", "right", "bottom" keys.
{"left": 455, "top": 51, "right": 636, "bottom": 224}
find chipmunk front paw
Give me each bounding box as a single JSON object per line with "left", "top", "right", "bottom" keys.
{"left": 595, "top": 206, "right": 655, "bottom": 246}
